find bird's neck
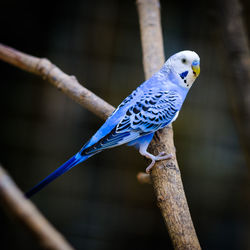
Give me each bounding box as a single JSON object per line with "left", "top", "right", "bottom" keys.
{"left": 151, "top": 68, "right": 189, "bottom": 96}
{"left": 142, "top": 69, "right": 189, "bottom": 99}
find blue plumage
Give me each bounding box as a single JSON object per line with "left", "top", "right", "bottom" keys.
{"left": 26, "top": 155, "right": 85, "bottom": 198}
{"left": 26, "top": 50, "right": 200, "bottom": 198}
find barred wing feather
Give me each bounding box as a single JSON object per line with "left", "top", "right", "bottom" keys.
{"left": 81, "top": 90, "right": 182, "bottom": 156}
{"left": 117, "top": 90, "right": 182, "bottom": 133}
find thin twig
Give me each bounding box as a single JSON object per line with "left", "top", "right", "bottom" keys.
{"left": 136, "top": 0, "right": 201, "bottom": 249}
{"left": 137, "top": 172, "right": 151, "bottom": 184}
{"left": 0, "top": 165, "right": 74, "bottom": 250}
{"left": 0, "top": 43, "right": 114, "bottom": 120}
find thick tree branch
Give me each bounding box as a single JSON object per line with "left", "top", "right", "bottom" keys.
{"left": 136, "top": 0, "right": 201, "bottom": 249}
{"left": 0, "top": 43, "right": 114, "bottom": 120}
{"left": 0, "top": 165, "right": 74, "bottom": 250}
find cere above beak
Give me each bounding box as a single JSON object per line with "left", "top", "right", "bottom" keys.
{"left": 191, "top": 60, "right": 200, "bottom": 77}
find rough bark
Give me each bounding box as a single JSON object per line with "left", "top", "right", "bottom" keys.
{"left": 136, "top": 0, "right": 201, "bottom": 249}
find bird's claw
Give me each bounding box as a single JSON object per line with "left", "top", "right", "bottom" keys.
{"left": 146, "top": 160, "right": 156, "bottom": 173}
{"left": 157, "top": 151, "right": 167, "bottom": 157}
{"left": 146, "top": 152, "right": 174, "bottom": 173}
{"left": 155, "top": 152, "right": 174, "bottom": 161}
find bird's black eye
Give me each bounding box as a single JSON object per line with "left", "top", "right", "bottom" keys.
{"left": 182, "top": 58, "right": 187, "bottom": 64}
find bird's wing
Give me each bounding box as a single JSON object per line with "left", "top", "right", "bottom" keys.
{"left": 81, "top": 85, "right": 144, "bottom": 150}
{"left": 116, "top": 90, "right": 183, "bottom": 133}
{"left": 80, "top": 90, "right": 182, "bottom": 155}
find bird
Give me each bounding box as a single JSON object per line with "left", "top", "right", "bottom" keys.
{"left": 26, "top": 50, "right": 200, "bottom": 198}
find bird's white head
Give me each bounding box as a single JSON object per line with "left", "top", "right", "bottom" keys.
{"left": 164, "top": 50, "right": 200, "bottom": 89}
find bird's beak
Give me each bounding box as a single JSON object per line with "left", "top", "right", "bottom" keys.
{"left": 191, "top": 60, "right": 200, "bottom": 77}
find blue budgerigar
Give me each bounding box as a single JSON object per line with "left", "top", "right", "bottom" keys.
{"left": 26, "top": 50, "right": 200, "bottom": 198}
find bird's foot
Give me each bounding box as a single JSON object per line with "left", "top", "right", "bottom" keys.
{"left": 145, "top": 152, "right": 174, "bottom": 173}
{"left": 157, "top": 151, "right": 168, "bottom": 157}
{"left": 146, "top": 160, "right": 155, "bottom": 174}
{"left": 155, "top": 151, "right": 173, "bottom": 161}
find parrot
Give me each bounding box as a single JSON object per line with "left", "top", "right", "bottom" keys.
{"left": 26, "top": 50, "right": 200, "bottom": 198}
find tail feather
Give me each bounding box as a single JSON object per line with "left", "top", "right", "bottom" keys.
{"left": 26, "top": 154, "right": 86, "bottom": 198}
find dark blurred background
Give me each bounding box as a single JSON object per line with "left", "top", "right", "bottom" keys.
{"left": 0, "top": 0, "right": 250, "bottom": 249}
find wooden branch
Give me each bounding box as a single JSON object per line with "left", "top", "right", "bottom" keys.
{"left": 137, "top": 172, "right": 151, "bottom": 184}
{"left": 136, "top": 0, "right": 201, "bottom": 249}
{"left": 0, "top": 43, "right": 115, "bottom": 120}
{"left": 0, "top": 165, "right": 74, "bottom": 250}
{"left": 218, "top": 0, "right": 250, "bottom": 166}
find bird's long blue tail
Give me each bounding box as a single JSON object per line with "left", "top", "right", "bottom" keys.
{"left": 26, "top": 154, "right": 86, "bottom": 198}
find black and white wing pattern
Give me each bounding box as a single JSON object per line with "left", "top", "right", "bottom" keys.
{"left": 116, "top": 90, "right": 183, "bottom": 133}
{"left": 81, "top": 90, "right": 182, "bottom": 156}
